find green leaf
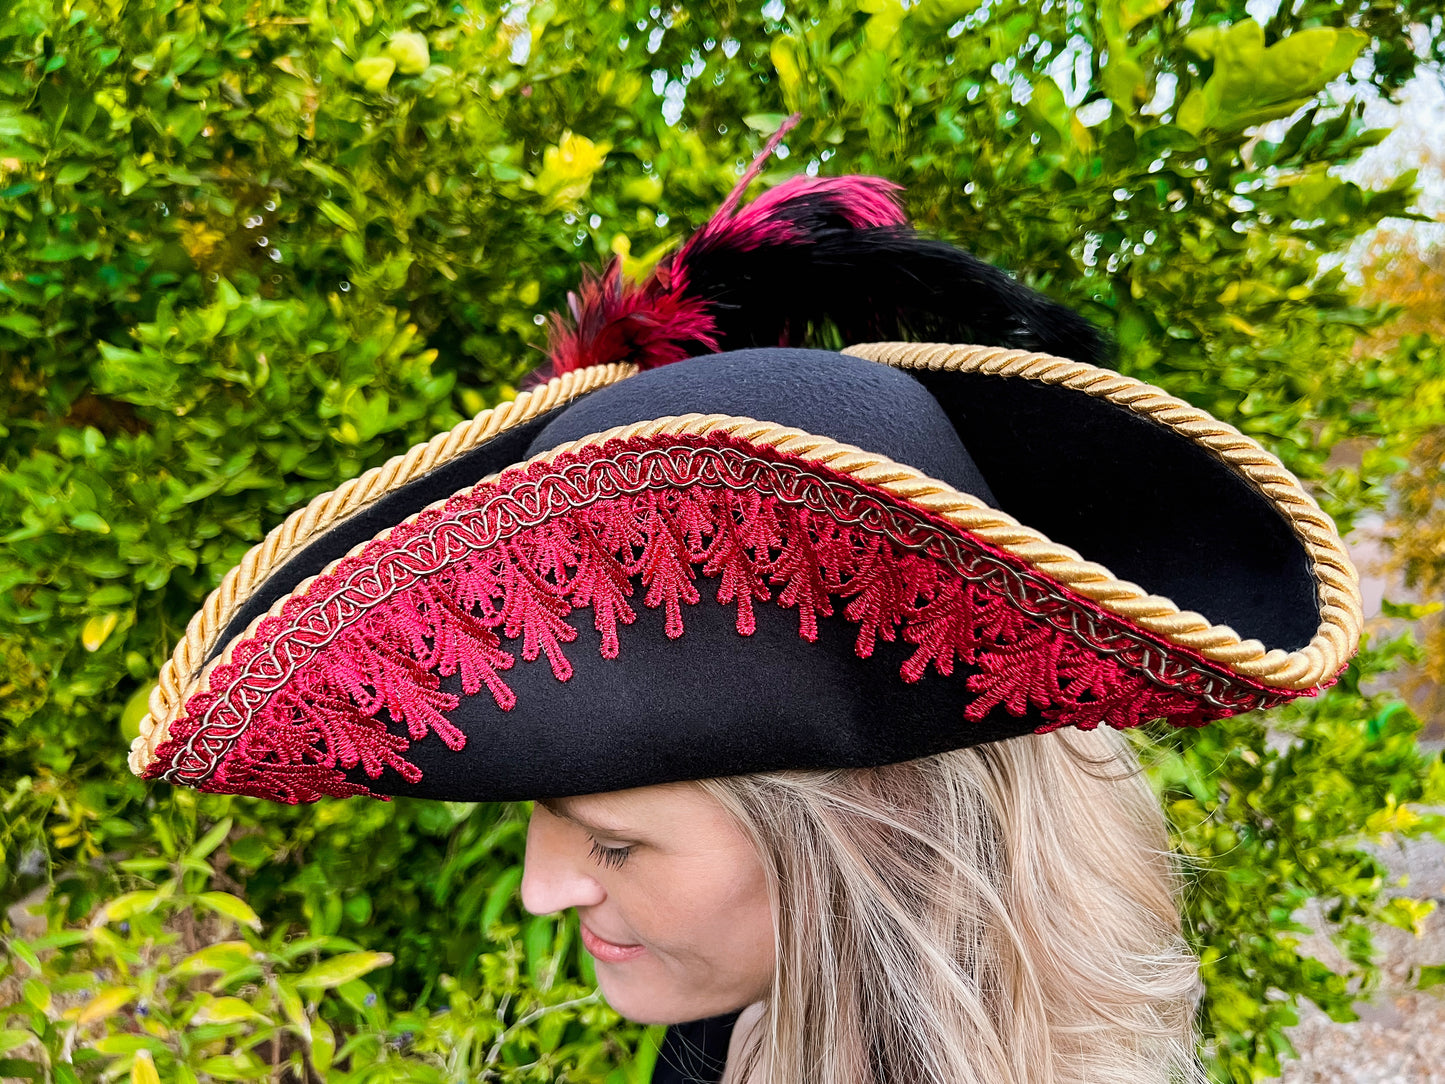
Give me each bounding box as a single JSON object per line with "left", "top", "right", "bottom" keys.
{"left": 1183, "top": 24, "right": 1226, "bottom": 60}
{"left": 198, "top": 1054, "right": 270, "bottom": 1081}
{"left": 22, "top": 979, "right": 50, "bottom": 1013}
{"left": 274, "top": 980, "right": 308, "bottom": 1038}
{"left": 81, "top": 612, "right": 120, "bottom": 651}
{"left": 10, "top": 942, "right": 40, "bottom": 972}
{"left": 70, "top": 512, "right": 111, "bottom": 533}
{"left": 525, "top": 915, "right": 555, "bottom": 984}
{"left": 310, "top": 1014, "right": 335, "bottom": 1074}
{"left": 216, "top": 277, "right": 242, "bottom": 308}
{"left": 119, "top": 683, "right": 155, "bottom": 743}
{"left": 1419, "top": 965, "right": 1445, "bottom": 991}
{"left": 1118, "top": 0, "right": 1172, "bottom": 31}
{"left": 353, "top": 56, "right": 395, "bottom": 94}
{"left": 0, "top": 1031, "right": 34, "bottom": 1056}
{"left": 481, "top": 866, "right": 524, "bottom": 933}
{"left": 742, "top": 113, "right": 791, "bottom": 134}
{"left": 99, "top": 890, "right": 161, "bottom": 924}
{"left": 118, "top": 161, "right": 148, "bottom": 196}
{"left": 55, "top": 162, "right": 93, "bottom": 185}
{"left": 295, "top": 951, "right": 394, "bottom": 990}
{"left": 0, "top": 314, "right": 43, "bottom": 336}
{"left": 195, "top": 892, "right": 262, "bottom": 931}
{"left": 188, "top": 818, "right": 235, "bottom": 862}
{"left": 116, "top": 856, "right": 171, "bottom": 874}
{"left": 386, "top": 32, "right": 430, "bottom": 75}
{"left": 1101, "top": 50, "right": 1149, "bottom": 115}
{"left": 195, "top": 997, "right": 268, "bottom": 1024}
{"left": 92, "top": 1036, "right": 168, "bottom": 1056}
{"left": 172, "top": 941, "right": 256, "bottom": 976}
{"left": 318, "top": 199, "right": 358, "bottom": 232}
{"left": 1178, "top": 21, "right": 1368, "bottom": 134}
{"left": 1256, "top": 27, "right": 1366, "bottom": 103}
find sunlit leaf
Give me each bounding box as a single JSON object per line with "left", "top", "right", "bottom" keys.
{"left": 353, "top": 56, "right": 395, "bottom": 93}
{"left": 172, "top": 942, "right": 256, "bottom": 976}
{"left": 310, "top": 1014, "right": 335, "bottom": 1074}
{"left": 194, "top": 997, "right": 268, "bottom": 1025}
{"left": 75, "top": 986, "right": 136, "bottom": 1025}
{"left": 81, "top": 612, "right": 119, "bottom": 651}
{"left": 131, "top": 1049, "right": 160, "bottom": 1084}
{"left": 98, "top": 891, "right": 161, "bottom": 925}
{"left": 0, "top": 1031, "right": 34, "bottom": 1056}
{"left": 295, "top": 951, "right": 394, "bottom": 990}
{"left": 317, "top": 200, "right": 358, "bottom": 232}
{"left": 386, "top": 31, "right": 430, "bottom": 75}
{"left": 195, "top": 892, "right": 262, "bottom": 930}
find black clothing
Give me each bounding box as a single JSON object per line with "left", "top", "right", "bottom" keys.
{"left": 650, "top": 1010, "right": 741, "bottom": 1084}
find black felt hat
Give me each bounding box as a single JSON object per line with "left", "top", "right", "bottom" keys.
{"left": 130, "top": 117, "right": 1361, "bottom": 804}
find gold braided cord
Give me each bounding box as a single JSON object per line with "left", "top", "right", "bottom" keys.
{"left": 131, "top": 363, "right": 636, "bottom": 775}
{"left": 840, "top": 341, "right": 1363, "bottom": 690}
{"left": 131, "top": 394, "right": 1354, "bottom": 777}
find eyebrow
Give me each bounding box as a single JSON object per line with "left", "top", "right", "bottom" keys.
{"left": 535, "top": 797, "right": 630, "bottom": 836}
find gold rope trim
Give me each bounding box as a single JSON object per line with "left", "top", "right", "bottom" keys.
{"left": 840, "top": 341, "right": 1363, "bottom": 691}
{"left": 131, "top": 389, "right": 1355, "bottom": 777}
{"left": 132, "top": 362, "right": 636, "bottom": 774}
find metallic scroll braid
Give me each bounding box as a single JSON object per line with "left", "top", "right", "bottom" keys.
{"left": 135, "top": 420, "right": 1301, "bottom": 793}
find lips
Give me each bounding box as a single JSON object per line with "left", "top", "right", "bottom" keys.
{"left": 580, "top": 922, "right": 647, "bottom": 963}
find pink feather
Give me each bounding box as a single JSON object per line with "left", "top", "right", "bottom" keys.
{"left": 544, "top": 113, "right": 911, "bottom": 376}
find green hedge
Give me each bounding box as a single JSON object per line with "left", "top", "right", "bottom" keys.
{"left": 3, "top": 0, "right": 1445, "bottom": 1081}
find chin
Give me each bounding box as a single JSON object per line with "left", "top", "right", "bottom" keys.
{"left": 596, "top": 973, "right": 676, "bottom": 1025}
{"left": 596, "top": 970, "right": 721, "bottom": 1026}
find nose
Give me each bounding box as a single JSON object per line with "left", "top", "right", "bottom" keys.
{"left": 519, "top": 804, "right": 607, "bottom": 916}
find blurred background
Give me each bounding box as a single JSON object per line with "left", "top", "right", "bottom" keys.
{"left": 2, "top": 1, "right": 1444, "bottom": 1081}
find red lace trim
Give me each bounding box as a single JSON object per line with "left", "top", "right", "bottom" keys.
{"left": 149, "top": 432, "right": 1297, "bottom": 803}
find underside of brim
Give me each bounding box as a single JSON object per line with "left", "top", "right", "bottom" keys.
{"left": 127, "top": 346, "right": 1362, "bottom": 800}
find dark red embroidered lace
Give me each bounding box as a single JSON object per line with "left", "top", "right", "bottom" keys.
{"left": 149, "top": 431, "right": 1295, "bottom": 803}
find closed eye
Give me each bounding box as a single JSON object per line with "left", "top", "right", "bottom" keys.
{"left": 588, "top": 835, "right": 632, "bottom": 870}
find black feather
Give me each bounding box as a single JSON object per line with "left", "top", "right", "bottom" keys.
{"left": 673, "top": 216, "right": 1112, "bottom": 366}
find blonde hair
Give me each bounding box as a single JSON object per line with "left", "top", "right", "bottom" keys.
{"left": 696, "top": 727, "right": 1205, "bottom": 1084}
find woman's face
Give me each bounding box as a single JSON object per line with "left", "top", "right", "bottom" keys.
{"left": 520, "top": 782, "right": 774, "bottom": 1025}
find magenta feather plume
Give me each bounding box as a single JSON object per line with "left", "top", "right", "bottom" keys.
{"left": 534, "top": 113, "right": 1106, "bottom": 386}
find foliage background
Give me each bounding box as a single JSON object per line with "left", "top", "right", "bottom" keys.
{"left": 3, "top": 0, "right": 1445, "bottom": 1080}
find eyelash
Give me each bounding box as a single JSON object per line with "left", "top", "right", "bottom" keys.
{"left": 588, "top": 835, "right": 632, "bottom": 870}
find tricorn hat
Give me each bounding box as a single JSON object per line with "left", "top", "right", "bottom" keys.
{"left": 129, "top": 116, "right": 1362, "bottom": 804}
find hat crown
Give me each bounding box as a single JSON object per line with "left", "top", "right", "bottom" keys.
{"left": 525, "top": 347, "right": 998, "bottom": 506}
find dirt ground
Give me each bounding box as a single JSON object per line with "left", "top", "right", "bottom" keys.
{"left": 1280, "top": 803, "right": 1445, "bottom": 1083}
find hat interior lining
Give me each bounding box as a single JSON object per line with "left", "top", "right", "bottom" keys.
{"left": 912, "top": 370, "right": 1321, "bottom": 652}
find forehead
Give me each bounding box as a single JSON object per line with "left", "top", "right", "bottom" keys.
{"left": 533, "top": 792, "right": 633, "bottom": 829}
{"left": 537, "top": 783, "right": 713, "bottom": 828}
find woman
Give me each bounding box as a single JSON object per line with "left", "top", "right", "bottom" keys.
{"left": 130, "top": 115, "right": 1360, "bottom": 1083}
{"left": 525, "top": 731, "right": 1203, "bottom": 1084}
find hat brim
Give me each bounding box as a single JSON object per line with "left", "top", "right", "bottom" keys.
{"left": 131, "top": 362, "right": 635, "bottom": 773}
{"left": 129, "top": 347, "right": 1360, "bottom": 802}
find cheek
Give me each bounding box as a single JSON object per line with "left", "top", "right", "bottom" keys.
{"left": 626, "top": 852, "right": 775, "bottom": 977}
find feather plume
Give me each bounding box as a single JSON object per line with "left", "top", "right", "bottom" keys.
{"left": 531, "top": 113, "right": 1107, "bottom": 386}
